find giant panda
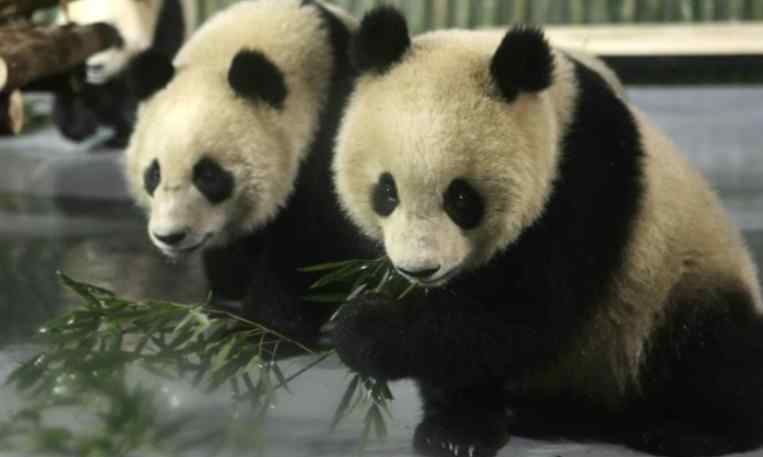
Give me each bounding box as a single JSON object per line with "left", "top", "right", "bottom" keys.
{"left": 331, "top": 7, "right": 763, "bottom": 457}
{"left": 125, "top": 0, "right": 375, "bottom": 345}
{"left": 53, "top": 0, "right": 195, "bottom": 148}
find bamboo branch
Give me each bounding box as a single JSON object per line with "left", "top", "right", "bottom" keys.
{"left": 0, "top": 89, "right": 24, "bottom": 135}
{"left": 0, "top": 22, "right": 121, "bottom": 93}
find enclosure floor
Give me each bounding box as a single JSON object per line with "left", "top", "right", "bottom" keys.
{"left": 0, "top": 87, "right": 762, "bottom": 457}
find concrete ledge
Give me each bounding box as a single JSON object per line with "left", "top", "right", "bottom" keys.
{"left": 545, "top": 23, "right": 763, "bottom": 56}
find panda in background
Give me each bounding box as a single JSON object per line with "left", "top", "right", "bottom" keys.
{"left": 125, "top": 0, "right": 375, "bottom": 345}
{"left": 53, "top": 0, "right": 195, "bottom": 149}
{"left": 332, "top": 7, "right": 763, "bottom": 457}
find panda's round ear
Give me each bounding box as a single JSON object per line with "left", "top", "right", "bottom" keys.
{"left": 130, "top": 51, "right": 175, "bottom": 101}
{"left": 490, "top": 26, "right": 554, "bottom": 102}
{"left": 228, "top": 49, "right": 287, "bottom": 109}
{"left": 352, "top": 6, "right": 410, "bottom": 74}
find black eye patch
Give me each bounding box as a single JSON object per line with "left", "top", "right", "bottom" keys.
{"left": 143, "top": 159, "right": 160, "bottom": 196}
{"left": 371, "top": 172, "right": 399, "bottom": 217}
{"left": 192, "top": 157, "right": 234, "bottom": 204}
{"left": 443, "top": 178, "right": 484, "bottom": 230}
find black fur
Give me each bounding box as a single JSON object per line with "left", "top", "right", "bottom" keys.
{"left": 228, "top": 50, "right": 288, "bottom": 109}
{"left": 334, "top": 59, "right": 647, "bottom": 456}
{"left": 371, "top": 172, "right": 399, "bottom": 217}
{"left": 53, "top": 0, "right": 184, "bottom": 148}
{"left": 192, "top": 157, "right": 234, "bottom": 204}
{"left": 490, "top": 26, "right": 554, "bottom": 102}
{"left": 621, "top": 283, "right": 763, "bottom": 456}
{"left": 202, "top": 4, "right": 376, "bottom": 346}
{"left": 131, "top": 51, "right": 175, "bottom": 101}
{"left": 352, "top": 6, "right": 411, "bottom": 74}
{"left": 143, "top": 159, "right": 160, "bottom": 197}
{"left": 53, "top": 63, "right": 137, "bottom": 148}
{"left": 443, "top": 178, "right": 484, "bottom": 230}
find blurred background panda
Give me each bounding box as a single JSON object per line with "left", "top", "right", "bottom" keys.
{"left": 124, "top": 0, "right": 373, "bottom": 346}
{"left": 52, "top": 0, "right": 196, "bottom": 149}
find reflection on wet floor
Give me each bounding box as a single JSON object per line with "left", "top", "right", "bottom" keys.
{"left": 0, "top": 88, "right": 762, "bottom": 456}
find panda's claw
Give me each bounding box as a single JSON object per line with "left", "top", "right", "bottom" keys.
{"left": 413, "top": 413, "right": 509, "bottom": 457}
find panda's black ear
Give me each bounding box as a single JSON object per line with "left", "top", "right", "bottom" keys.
{"left": 352, "top": 6, "right": 410, "bottom": 74}
{"left": 490, "top": 26, "right": 554, "bottom": 102}
{"left": 130, "top": 51, "right": 175, "bottom": 100}
{"left": 228, "top": 49, "right": 287, "bottom": 109}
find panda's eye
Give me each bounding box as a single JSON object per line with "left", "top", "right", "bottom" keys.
{"left": 143, "top": 159, "right": 160, "bottom": 197}
{"left": 193, "top": 157, "right": 234, "bottom": 204}
{"left": 371, "top": 172, "right": 399, "bottom": 217}
{"left": 443, "top": 178, "right": 484, "bottom": 230}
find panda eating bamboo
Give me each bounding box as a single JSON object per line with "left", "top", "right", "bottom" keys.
{"left": 331, "top": 6, "right": 763, "bottom": 457}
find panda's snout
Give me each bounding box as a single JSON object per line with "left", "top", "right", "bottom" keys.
{"left": 153, "top": 230, "right": 187, "bottom": 246}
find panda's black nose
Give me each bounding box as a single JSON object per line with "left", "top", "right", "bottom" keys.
{"left": 398, "top": 266, "right": 440, "bottom": 279}
{"left": 154, "top": 231, "right": 187, "bottom": 246}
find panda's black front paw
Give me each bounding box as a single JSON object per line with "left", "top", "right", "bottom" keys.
{"left": 413, "top": 413, "right": 510, "bottom": 457}
{"left": 332, "top": 293, "right": 409, "bottom": 380}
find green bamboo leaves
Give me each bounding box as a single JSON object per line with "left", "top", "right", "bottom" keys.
{"left": 2, "top": 273, "right": 308, "bottom": 456}
{"left": 2, "top": 258, "right": 411, "bottom": 456}
{"left": 331, "top": 375, "right": 394, "bottom": 452}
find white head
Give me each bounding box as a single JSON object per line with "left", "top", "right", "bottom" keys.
{"left": 65, "top": 0, "right": 163, "bottom": 84}
{"left": 334, "top": 8, "right": 569, "bottom": 286}
{"left": 125, "top": 0, "right": 344, "bottom": 258}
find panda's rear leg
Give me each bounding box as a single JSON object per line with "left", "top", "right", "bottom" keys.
{"left": 628, "top": 292, "right": 763, "bottom": 456}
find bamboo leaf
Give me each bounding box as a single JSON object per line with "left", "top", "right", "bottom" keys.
{"left": 370, "top": 405, "right": 388, "bottom": 441}
{"left": 331, "top": 374, "right": 360, "bottom": 431}
{"left": 271, "top": 363, "right": 291, "bottom": 394}
{"left": 301, "top": 293, "right": 349, "bottom": 304}
{"left": 298, "top": 259, "right": 364, "bottom": 272}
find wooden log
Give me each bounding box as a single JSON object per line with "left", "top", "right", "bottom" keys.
{"left": 0, "top": 0, "right": 58, "bottom": 21}
{"left": 0, "top": 57, "right": 6, "bottom": 90}
{"left": 0, "top": 89, "right": 23, "bottom": 135}
{"left": 0, "top": 22, "right": 121, "bottom": 92}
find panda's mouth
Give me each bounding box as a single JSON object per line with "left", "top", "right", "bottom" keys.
{"left": 160, "top": 233, "right": 214, "bottom": 257}
{"left": 396, "top": 266, "right": 461, "bottom": 288}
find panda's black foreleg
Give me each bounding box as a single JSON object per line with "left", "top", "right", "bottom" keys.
{"left": 332, "top": 290, "right": 557, "bottom": 385}
{"left": 626, "top": 295, "right": 763, "bottom": 456}
{"left": 53, "top": 91, "right": 98, "bottom": 142}
{"left": 414, "top": 381, "right": 510, "bottom": 457}
{"left": 332, "top": 291, "right": 564, "bottom": 457}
